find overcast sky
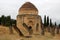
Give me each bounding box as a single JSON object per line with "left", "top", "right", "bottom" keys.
{"left": 0, "top": 0, "right": 60, "bottom": 24}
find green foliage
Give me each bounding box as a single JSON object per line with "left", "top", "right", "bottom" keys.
{"left": 5, "top": 16, "right": 11, "bottom": 26}
{"left": 50, "top": 19, "right": 52, "bottom": 27}
{"left": 0, "top": 17, "right": 1, "bottom": 25}
{"left": 59, "top": 24, "right": 60, "bottom": 28}
{"left": 44, "top": 15, "right": 47, "bottom": 26}
{"left": 55, "top": 22, "right": 57, "bottom": 26}
{"left": 11, "top": 19, "right": 16, "bottom": 26}
{"left": 0, "top": 15, "right": 16, "bottom": 27}
{"left": 1, "top": 15, "right": 6, "bottom": 26}
{"left": 47, "top": 16, "right": 49, "bottom": 26}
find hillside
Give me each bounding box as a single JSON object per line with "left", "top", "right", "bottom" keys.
{"left": 0, "top": 25, "right": 60, "bottom": 40}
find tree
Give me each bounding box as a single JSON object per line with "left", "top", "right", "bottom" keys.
{"left": 11, "top": 19, "right": 16, "bottom": 26}
{"left": 50, "top": 19, "right": 52, "bottom": 27}
{"left": 59, "top": 24, "right": 60, "bottom": 29}
{"left": 5, "top": 16, "right": 11, "bottom": 26}
{"left": 44, "top": 15, "right": 47, "bottom": 27}
{"left": 5, "top": 16, "right": 14, "bottom": 34}
{"left": 55, "top": 22, "right": 57, "bottom": 26}
{"left": 47, "top": 16, "right": 49, "bottom": 26}
{"left": 0, "top": 17, "right": 1, "bottom": 25}
{"left": 1, "top": 15, "right": 6, "bottom": 26}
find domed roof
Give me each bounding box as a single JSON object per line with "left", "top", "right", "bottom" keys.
{"left": 19, "top": 2, "right": 38, "bottom": 11}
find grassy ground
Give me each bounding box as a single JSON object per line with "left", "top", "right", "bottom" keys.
{"left": 0, "top": 33, "right": 60, "bottom": 40}
{"left": 0, "top": 25, "right": 60, "bottom": 40}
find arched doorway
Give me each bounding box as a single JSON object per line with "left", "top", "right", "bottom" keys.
{"left": 28, "top": 20, "right": 33, "bottom": 27}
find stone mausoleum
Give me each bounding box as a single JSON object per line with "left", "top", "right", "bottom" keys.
{"left": 17, "top": 2, "right": 42, "bottom": 36}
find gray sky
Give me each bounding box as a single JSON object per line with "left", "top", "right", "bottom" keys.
{"left": 0, "top": 0, "right": 60, "bottom": 24}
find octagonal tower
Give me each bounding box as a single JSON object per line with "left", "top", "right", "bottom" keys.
{"left": 17, "top": 2, "right": 42, "bottom": 36}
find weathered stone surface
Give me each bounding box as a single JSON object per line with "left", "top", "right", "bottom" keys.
{"left": 17, "top": 2, "right": 42, "bottom": 36}
{"left": 18, "top": 2, "right": 38, "bottom": 15}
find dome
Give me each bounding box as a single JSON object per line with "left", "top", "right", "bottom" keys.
{"left": 18, "top": 2, "right": 38, "bottom": 15}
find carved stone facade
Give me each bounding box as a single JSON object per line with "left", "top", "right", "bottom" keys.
{"left": 17, "top": 2, "right": 42, "bottom": 36}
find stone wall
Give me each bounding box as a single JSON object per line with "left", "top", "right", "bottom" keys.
{"left": 17, "top": 14, "right": 42, "bottom": 36}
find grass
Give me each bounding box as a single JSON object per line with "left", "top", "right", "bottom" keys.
{"left": 0, "top": 25, "right": 60, "bottom": 40}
